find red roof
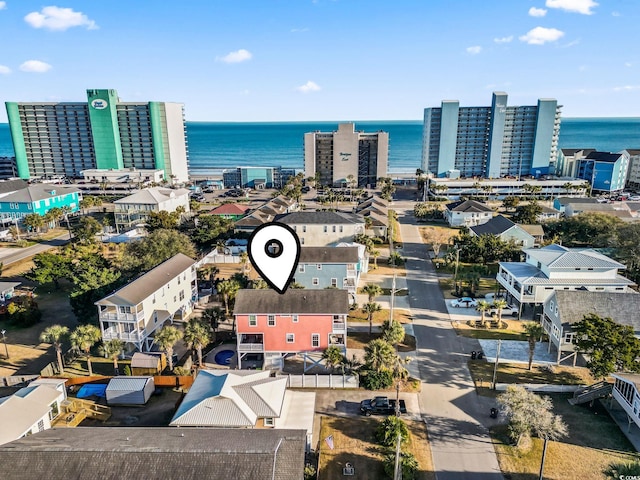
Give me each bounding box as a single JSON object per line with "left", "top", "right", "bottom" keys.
{"left": 210, "top": 203, "right": 251, "bottom": 215}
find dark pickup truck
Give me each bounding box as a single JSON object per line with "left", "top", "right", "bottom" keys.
{"left": 359, "top": 396, "right": 407, "bottom": 416}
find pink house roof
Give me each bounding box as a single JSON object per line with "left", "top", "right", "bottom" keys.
{"left": 210, "top": 204, "right": 251, "bottom": 215}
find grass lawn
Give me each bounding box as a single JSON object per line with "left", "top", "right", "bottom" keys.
{"left": 438, "top": 276, "right": 500, "bottom": 299}
{"left": 348, "top": 308, "right": 412, "bottom": 325}
{"left": 347, "top": 330, "right": 416, "bottom": 353}
{"left": 64, "top": 355, "right": 132, "bottom": 377}
{"left": 367, "top": 263, "right": 407, "bottom": 277}
{"left": 317, "top": 416, "right": 434, "bottom": 480}
{"left": 491, "top": 394, "right": 638, "bottom": 480}
{"left": 453, "top": 319, "right": 527, "bottom": 341}
{"left": 468, "top": 361, "right": 596, "bottom": 396}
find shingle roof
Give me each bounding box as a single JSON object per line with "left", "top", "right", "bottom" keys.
{"left": 445, "top": 199, "right": 492, "bottom": 212}
{"left": 555, "top": 197, "right": 600, "bottom": 207}
{"left": 209, "top": 203, "right": 250, "bottom": 215}
{"left": 96, "top": 253, "right": 195, "bottom": 307}
{"left": 0, "top": 179, "right": 27, "bottom": 195}
{"left": 470, "top": 215, "right": 516, "bottom": 236}
{"left": 0, "top": 427, "right": 306, "bottom": 480}
{"left": 554, "top": 291, "right": 640, "bottom": 329}
{"left": 299, "top": 247, "right": 359, "bottom": 263}
{"left": 277, "top": 211, "right": 364, "bottom": 225}
{"left": 114, "top": 187, "right": 190, "bottom": 205}
{"left": 1, "top": 184, "right": 80, "bottom": 203}
{"left": 131, "top": 352, "right": 162, "bottom": 368}
{"left": 234, "top": 289, "right": 349, "bottom": 315}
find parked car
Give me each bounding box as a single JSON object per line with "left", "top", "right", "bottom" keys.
{"left": 359, "top": 396, "right": 407, "bottom": 416}
{"left": 450, "top": 297, "right": 478, "bottom": 308}
{"left": 490, "top": 304, "right": 519, "bottom": 317}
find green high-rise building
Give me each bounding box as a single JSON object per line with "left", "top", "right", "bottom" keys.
{"left": 5, "top": 89, "right": 189, "bottom": 182}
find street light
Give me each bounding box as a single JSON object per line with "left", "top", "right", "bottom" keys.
{"left": 1, "top": 330, "right": 8, "bottom": 359}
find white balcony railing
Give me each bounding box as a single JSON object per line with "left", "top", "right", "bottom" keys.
{"left": 237, "top": 343, "right": 264, "bottom": 352}
{"left": 100, "top": 311, "right": 145, "bottom": 323}
{"left": 102, "top": 327, "right": 143, "bottom": 343}
{"left": 332, "top": 322, "right": 346, "bottom": 331}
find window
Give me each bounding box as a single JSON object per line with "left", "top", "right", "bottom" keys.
{"left": 317, "top": 264, "right": 322, "bottom": 270}
{"left": 292, "top": 315, "right": 298, "bottom": 323}
{"left": 264, "top": 417, "right": 274, "bottom": 427}
{"left": 299, "top": 265, "right": 305, "bottom": 273}
{"left": 249, "top": 315, "right": 257, "bottom": 326}
{"left": 37, "top": 419, "right": 45, "bottom": 432}
{"left": 303, "top": 225, "right": 306, "bottom": 233}
{"left": 268, "top": 315, "right": 276, "bottom": 326}
{"left": 312, "top": 333, "right": 320, "bottom": 348}
{"left": 286, "top": 333, "right": 295, "bottom": 343}
{"left": 323, "top": 226, "right": 328, "bottom": 233}
{"left": 179, "top": 290, "right": 185, "bottom": 301}
{"left": 331, "top": 278, "right": 337, "bottom": 287}
{"left": 312, "top": 278, "right": 319, "bottom": 286}
{"left": 340, "top": 225, "right": 343, "bottom": 233}
{"left": 332, "top": 225, "right": 336, "bottom": 232}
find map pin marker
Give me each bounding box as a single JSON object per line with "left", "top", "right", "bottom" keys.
{"left": 248, "top": 222, "right": 301, "bottom": 294}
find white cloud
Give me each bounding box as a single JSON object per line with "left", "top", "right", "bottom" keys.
{"left": 494, "top": 36, "right": 513, "bottom": 44}
{"left": 19, "top": 60, "right": 52, "bottom": 73}
{"left": 0, "top": 2, "right": 6, "bottom": 11}
{"left": 614, "top": 85, "right": 640, "bottom": 92}
{"left": 519, "top": 26, "right": 565, "bottom": 45}
{"left": 545, "top": 0, "right": 598, "bottom": 15}
{"left": 0, "top": 65, "right": 11, "bottom": 75}
{"left": 296, "top": 81, "right": 321, "bottom": 93}
{"left": 24, "top": 6, "right": 97, "bottom": 31}
{"left": 217, "top": 49, "right": 252, "bottom": 63}
{"left": 612, "top": 11, "right": 621, "bottom": 17}
{"left": 529, "top": 7, "right": 547, "bottom": 17}
{"left": 625, "top": 62, "right": 632, "bottom": 67}
{"left": 466, "top": 46, "right": 482, "bottom": 55}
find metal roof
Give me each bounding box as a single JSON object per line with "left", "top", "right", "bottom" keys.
{"left": 106, "top": 377, "right": 153, "bottom": 392}
{"left": 96, "top": 253, "right": 195, "bottom": 307}
{"left": 114, "top": 187, "right": 190, "bottom": 205}
{"left": 524, "top": 244, "right": 625, "bottom": 269}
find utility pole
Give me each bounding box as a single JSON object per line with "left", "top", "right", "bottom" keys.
{"left": 538, "top": 436, "right": 549, "bottom": 480}
{"left": 1, "top": 330, "right": 8, "bottom": 359}
{"left": 393, "top": 433, "right": 402, "bottom": 480}
{"left": 492, "top": 339, "right": 501, "bottom": 390}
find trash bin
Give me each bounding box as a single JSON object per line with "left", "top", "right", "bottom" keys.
{"left": 477, "top": 351, "right": 484, "bottom": 360}
{"left": 490, "top": 408, "right": 498, "bottom": 419}
{"left": 471, "top": 351, "right": 477, "bottom": 360}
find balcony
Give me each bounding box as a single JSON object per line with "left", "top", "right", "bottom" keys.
{"left": 102, "top": 327, "right": 143, "bottom": 343}
{"left": 99, "top": 310, "right": 145, "bottom": 323}
{"left": 238, "top": 334, "right": 264, "bottom": 352}
{"left": 332, "top": 322, "right": 346, "bottom": 331}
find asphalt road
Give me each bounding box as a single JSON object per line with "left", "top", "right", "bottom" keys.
{"left": 0, "top": 233, "right": 70, "bottom": 267}
{"left": 394, "top": 200, "right": 504, "bottom": 480}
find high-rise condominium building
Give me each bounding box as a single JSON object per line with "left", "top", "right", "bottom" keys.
{"left": 422, "top": 92, "right": 561, "bottom": 179}
{"left": 6, "top": 89, "right": 189, "bottom": 182}
{"left": 304, "top": 123, "right": 388, "bottom": 188}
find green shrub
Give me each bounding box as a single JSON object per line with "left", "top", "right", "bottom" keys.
{"left": 376, "top": 416, "right": 410, "bottom": 447}
{"left": 361, "top": 369, "right": 393, "bottom": 390}
{"left": 123, "top": 365, "right": 132, "bottom": 376}
{"left": 383, "top": 451, "right": 419, "bottom": 480}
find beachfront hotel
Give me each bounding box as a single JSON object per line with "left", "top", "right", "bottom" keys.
{"left": 304, "top": 123, "right": 388, "bottom": 188}
{"left": 5, "top": 89, "right": 189, "bottom": 183}
{"left": 421, "top": 92, "right": 561, "bottom": 179}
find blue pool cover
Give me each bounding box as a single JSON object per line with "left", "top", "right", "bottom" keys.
{"left": 76, "top": 383, "right": 107, "bottom": 398}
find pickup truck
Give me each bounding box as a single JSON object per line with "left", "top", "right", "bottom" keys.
{"left": 359, "top": 396, "right": 407, "bottom": 416}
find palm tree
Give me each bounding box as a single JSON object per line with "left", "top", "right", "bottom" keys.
{"left": 476, "top": 300, "right": 492, "bottom": 328}
{"left": 217, "top": 279, "right": 241, "bottom": 315}
{"left": 199, "top": 264, "right": 219, "bottom": 284}
{"left": 215, "top": 239, "right": 227, "bottom": 255}
{"left": 362, "top": 301, "right": 382, "bottom": 335}
{"left": 183, "top": 318, "right": 212, "bottom": 368}
{"left": 339, "top": 354, "right": 362, "bottom": 375}
{"left": 362, "top": 283, "right": 383, "bottom": 303}
{"left": 70, "top": 324, "right": 101, "bottom": 376}
{"left": 8, "top": 225, "right": 20, "bottom": 241}
{"left": 240, "top": 251, "right": 250, "bottom": 275}
{"left": 523, "top": 322, "right": 545, "bottom": 370}
{"left": 99, "top": 338, "right": 125, "bottom": 374}
{"left": 322, "top": 345, "right": 344, "bottom": 372}
{"left": 364, "top": 338, "right": 395, "bottom": 372}
{"left": 201, "top": 306, "right": 225, "bottom": 333}
{"left": 40, "top": 325, "right": 69, "bottom": 374}
{"left": 491, "top": 299, "right": 508, "bottom": 326}
{"left": 155, "top": 325, "right": 183, "bottom": 371}
{"left": 371, "top": 249, "right": 381, "bottom": 269}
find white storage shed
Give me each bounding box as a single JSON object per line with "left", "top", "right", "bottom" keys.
{"left": 105, "top": 377, "right": 155, "bottom": 406}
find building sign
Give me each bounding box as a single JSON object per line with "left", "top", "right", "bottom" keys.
{"left": 91, "top": 99, "right": 108, "bottom": 110}
{"left": 340, "top": 152, "right": 351, "bottom": 162}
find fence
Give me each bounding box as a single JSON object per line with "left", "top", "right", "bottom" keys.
{"left": 0, "top": 375, "right": 38, "bottom": 387}
{"left": 495, "top": 383, "right": 584, "bottom": 393}
{"left": 278, "top": 373, "right": 359, "bottom": 389}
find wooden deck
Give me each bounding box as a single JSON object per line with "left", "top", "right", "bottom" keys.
{"left": 52, "top": 398, "right": 111, "bottom": 428}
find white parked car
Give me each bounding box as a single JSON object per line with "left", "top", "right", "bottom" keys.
{"left": 489, "top": 303, "right": 519, "bottom": 317}
{"left": 450, "top": 297, "right": 478, "bottom": 308}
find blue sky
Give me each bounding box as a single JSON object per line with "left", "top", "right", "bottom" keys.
{"left": 0, "top": 0, "right": 637, "bottom": 122}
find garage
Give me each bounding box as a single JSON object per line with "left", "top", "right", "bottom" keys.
{"left": 105, "top": 377, "right": 155, "bottom": 406}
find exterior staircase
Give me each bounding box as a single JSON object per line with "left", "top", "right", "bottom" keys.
{"left": 52, "top": 398, "right": 111, "bottom": 428}
{"left": 568, "top": 381, "right": 613, "bottom": 405}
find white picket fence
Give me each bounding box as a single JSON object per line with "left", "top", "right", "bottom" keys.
{"left": 278, "top": 373, "right": 359, "bottom": 389}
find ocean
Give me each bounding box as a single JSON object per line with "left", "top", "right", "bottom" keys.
{"left": 0, "top": 118, "right": 639, "bottom": 175}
